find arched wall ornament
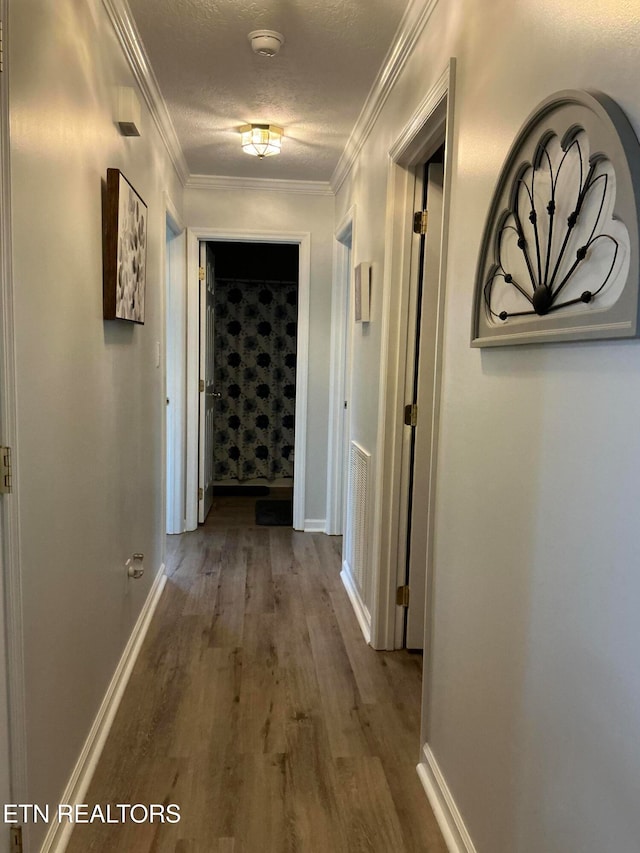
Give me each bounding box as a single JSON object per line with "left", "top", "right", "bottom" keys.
{"left": 471, "top": 90, "right": 640, "bottom": 346}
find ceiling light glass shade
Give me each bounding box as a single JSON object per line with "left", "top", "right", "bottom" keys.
{"left": 240, "top": 124, "right": 283, "bottom": 158}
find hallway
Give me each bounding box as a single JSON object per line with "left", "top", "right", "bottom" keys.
{"left": 65, "top": 500, "right": 447, "bottom": 852}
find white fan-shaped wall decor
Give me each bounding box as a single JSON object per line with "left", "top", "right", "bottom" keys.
{"left": 472, "top": 90, "right": 640, "bottom": 346}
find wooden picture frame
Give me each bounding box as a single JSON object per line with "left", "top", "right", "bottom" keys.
{"left": 354, "top": 261, "right": 371, "bottom": 323}
{"left": 103, "top": 168, "right": 148, "bottom": 323}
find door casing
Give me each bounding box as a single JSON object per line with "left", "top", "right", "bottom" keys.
{"left": 370, "top": 59, "right": 456, "bottom": 660}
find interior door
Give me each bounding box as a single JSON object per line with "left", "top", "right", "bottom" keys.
{"left": 405, "top": 161, "right": 444, "bottom": 649}
{"left": 198, "top": 242, "right": 216, "bottom": 523}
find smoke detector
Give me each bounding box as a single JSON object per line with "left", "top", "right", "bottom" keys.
{"left": 248, "top": 30, "right": 284, "bottom": 57}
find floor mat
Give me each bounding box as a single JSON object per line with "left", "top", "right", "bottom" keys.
{"left": 255, "top": 499, "right": 293, "bottom": 526}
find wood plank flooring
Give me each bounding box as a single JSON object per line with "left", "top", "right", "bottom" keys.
{"left": 66, "top": 497, "right": 446, "bottom": 853}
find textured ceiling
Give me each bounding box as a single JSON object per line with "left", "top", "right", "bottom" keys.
{"left": 126, "top": 0, "right": 411, "bottom": 182}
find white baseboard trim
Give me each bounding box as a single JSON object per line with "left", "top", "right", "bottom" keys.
{"left": 340, "top": 561, "right": 371, "bottom": 644}
{"left": 39, "top": 566, "right": 167, "bottom": 853}
{"left": 303, "top": 518, "right": 327, "bottom": 533}
{"left": 417, "top": 744, "right": 478, "bottom": 853}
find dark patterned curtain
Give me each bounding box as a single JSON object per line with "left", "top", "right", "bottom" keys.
{"left": 214, "top": 279, "right": 297, "bottom": 481}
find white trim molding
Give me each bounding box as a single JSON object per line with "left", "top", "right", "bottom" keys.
{"left": 163, "top": 190, "right": 185, "bottom": 235}
{"left": 187, "top": 174, "right": 334, "bottom": 196}
{"left": 40, "top": 567, "right": 167, "bottom": 853}
{"left": 389, "top": 64, "right": 451, "bottom": 163}
{"left": 340, "top": 561, "right": 372, "bottom": 644}
{"left": 185, "top": 228, "right": 311, "bottom": 532}
{"left": 102, "top": 0, "right": 189, "bottom": 185}
{"left": 417, "top": 744, "right": 478, "bottom": 853}
{"left": 331, "top": 0, "right": 440, "bottom": 192}
{"left": 303, "top": 519, "right": 327, "bottom": 533}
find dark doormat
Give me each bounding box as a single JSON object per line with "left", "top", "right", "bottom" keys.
{"left": 214, "top": 485, "right": 270, "bottom": 496}
{"left": 255, "top": 499, "right": 293, "bottom": 526}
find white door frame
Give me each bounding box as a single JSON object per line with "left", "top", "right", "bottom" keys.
{"left": 370, "top": 60, "right": 456, "bottom": 652}
{"left": 164, "top": 196, "right": 187, "bottom": 535}
{"left": 326, "top": 206, "right": 355, "bottom": 535}
{"left": 404, "top": 161, "right": 445, "bottom": 650}
{"left": 0, "top": 0, "right": 29, "bottom": 840}
{"left": 186, "top": 228, "right": 311, "bottom": 532}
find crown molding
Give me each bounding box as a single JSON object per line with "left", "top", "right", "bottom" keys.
{"left": 102, "top": 0, "right": 189, "bottom": 185}
{"left": 330, "top": 0, "right": 440, "bottom": 193}
{"left": 186, "top": 174, "right": 334, "bottom": 196}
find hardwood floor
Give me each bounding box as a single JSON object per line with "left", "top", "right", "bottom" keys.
{"left": 66, "top": 497, "right": 446, "bottom": 853}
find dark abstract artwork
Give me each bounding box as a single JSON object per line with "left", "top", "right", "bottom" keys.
{"left": 103, "top": 169, "right": 147, "bottom": 323}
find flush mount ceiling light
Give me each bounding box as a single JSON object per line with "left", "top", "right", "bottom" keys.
{"left": 240, "top": 124, "right": 283, "bottom": 159}
{"left": 248, "top": 29, "right": 284, "bottom": 57}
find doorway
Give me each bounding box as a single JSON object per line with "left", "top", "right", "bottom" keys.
{"left": 370, "top": 60, "right": 455, "bottom": 654}
{"left": 402, "top": 149, "right": 445, "bottom": 650}
{"left": 186, "top": 228, "right": 310, "bottom": 532}
{"left": 201, "top": 241, "right": 299, "bottom": 526}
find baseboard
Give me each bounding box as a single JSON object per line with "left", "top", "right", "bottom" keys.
{"left": 39, "top": 566, "right": 167, "bottom": 853}
{"left": 340, "top": 561, "right": 371, "bottom": 643}
{"left": 303, "top": 518, "right": 327, "bottom": 533}
{"left": 417, "top": 744, "right": 478, "bottom": 853}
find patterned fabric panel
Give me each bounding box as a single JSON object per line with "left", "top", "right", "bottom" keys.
{"left": 214, "top": 280, "right": 297, "bottom": 481}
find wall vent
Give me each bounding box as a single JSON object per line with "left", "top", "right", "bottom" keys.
{"left": 345, "top": 441, "right": 371, "bottom": 598}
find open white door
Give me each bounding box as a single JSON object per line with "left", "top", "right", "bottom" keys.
{"left": 405, "top": 162, "right": 444, "bottom": 650}
{"left": 198, "top": 242, "right": 216, "bottom": 523}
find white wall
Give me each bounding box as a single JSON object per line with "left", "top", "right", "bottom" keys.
{"left": 184, "top": 186, "right": 335, "bottom": 524}
{"left": 9, "top": 0, "right": 183, "bottom": 845}
{"left": 337, "top": 1, "right": 640, "bottom": 851}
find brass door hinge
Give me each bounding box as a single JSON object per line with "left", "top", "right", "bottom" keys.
{"left": 396, "top": 585, "right": 410, "bottom": 607}
{"left": 413, "top": 209, "right": 428, "bottom": 235}
{"left": 404, "top": 404, "right": 417, "bottom": 427}
{"left": 0, "top": 446, "right": 13, "bottom": 493}
{"left": 10, "top": 826, "right": 23, "bottom": 853}
{"left": 199, "top": 379, "right": 205, "bottom": 392}
{"left": 0, "top": 21, "right": 4, "bottom": 74}
{"left": 199, "top": 266, "right": 205, "bottom": 281}
{"left": 198, "top": 487, "right": 203, "bottom": 500}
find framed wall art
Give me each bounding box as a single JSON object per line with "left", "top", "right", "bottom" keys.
{"left": 103, "top": 168, "right": 148, "bottom": 323}
{"left": 471, "top": 90, "right": 640, "bottom": 346}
